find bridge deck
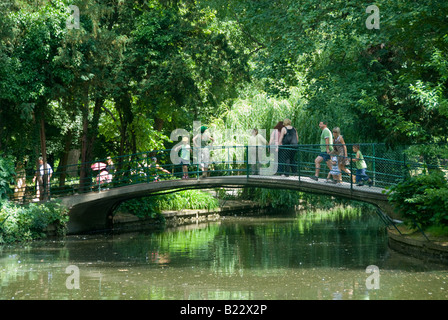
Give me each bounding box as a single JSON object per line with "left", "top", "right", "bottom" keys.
{"left": 61, "top": 173, "right": 394, "bottom": 234}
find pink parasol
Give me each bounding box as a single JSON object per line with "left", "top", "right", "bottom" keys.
{"left": 91, "top": 162, "right": 107, "bottom": 171}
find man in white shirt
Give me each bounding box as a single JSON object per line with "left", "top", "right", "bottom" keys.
{"left": 33, "top": 157, "right": 53, "bottom": 200}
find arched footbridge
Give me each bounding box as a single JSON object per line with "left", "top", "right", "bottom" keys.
{"left": 61, "top": 175, "right": 397, "bottom": 234}
{"left": 13, "top": 143, "right": 423, "bottom": 234}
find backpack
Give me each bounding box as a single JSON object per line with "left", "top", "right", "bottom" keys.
{"left": 283, "top": 127, "right": 298, "bottom": 145}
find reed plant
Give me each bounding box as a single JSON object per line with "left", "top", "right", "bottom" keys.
{"left": 117, "top": 189, "right": 219, "bottom": 218}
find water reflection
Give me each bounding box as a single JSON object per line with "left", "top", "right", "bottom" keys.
{"left": 0, "top": 208, "right": 447, "bottom": 300}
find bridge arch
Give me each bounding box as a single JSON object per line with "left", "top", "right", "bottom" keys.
{"left": 61, "top": 176, "right": 397, "bottom": 234}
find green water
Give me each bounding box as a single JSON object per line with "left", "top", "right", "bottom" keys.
{"left": 0, "top": 209, "right": 447, "bottom": 300}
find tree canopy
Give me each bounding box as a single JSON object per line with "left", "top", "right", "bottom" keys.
{"left": 1, "top": 0, "right": 447, "bottom": 175}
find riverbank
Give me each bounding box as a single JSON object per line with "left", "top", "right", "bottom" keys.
{"left": 387, "top": 225, "right": 448, "bottom": 265}
{"left": 112, "top": 198, "right": 265, "bottom": 232}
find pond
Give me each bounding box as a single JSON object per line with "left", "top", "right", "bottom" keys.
{"left": 0, "top": 207, "right": 447, "bottom": 300}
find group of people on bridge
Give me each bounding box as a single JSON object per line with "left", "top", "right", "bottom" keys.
{"left": 171, "top": 120, "right": 373, "bottom": 187}
{"left": 13, "top": 120, "right": 374, "bottom": 203}
{"left": 308, "top": 120, "right": 373, "bottom": 187}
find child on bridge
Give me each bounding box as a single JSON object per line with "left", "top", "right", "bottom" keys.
{"left": 351, "top": 145, "right": 373, "bottom": 187}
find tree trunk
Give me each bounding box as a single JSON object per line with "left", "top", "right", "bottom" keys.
{"left": 39, "top": 114, "right": 49, "bottom": 201}
{"left": 154, "top": 117, "right": 164, "bottom": 132}
{"left": 58, "top": 130, "right": 73, "bottom": 187}
{"left": 79, "top": 86, "right": 90, "bottom": 193}
{"left": 79, "top": 91, "right": 104, "bottom": 193}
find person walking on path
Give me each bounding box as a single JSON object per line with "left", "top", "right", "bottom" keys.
{"left": 326, "top": 152, "right": 342, "bottom": 183}
{"left": 106, "top": 156, "right": 115, "bottom": 174}
{"left": 278, "top": 119, "right": 299, "bottom": 176}
{"left": 332, "top": 127, "right": 355, "bottom": 183}
{"left": 311, "top": 121, "right": 333, "bottom": 181}
{"left": 351, "top": 144, "right": 373, "bottom": 187}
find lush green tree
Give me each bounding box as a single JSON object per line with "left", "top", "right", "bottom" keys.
{"left": 0, "top": 0, "right": 79, "bottom": 198}
{"left": 2, "top": 0, "right": 447, "bottom": 200}
{"left": 204, "top": 0, "right": 448, "bottom": 146}
{"left": 130, "top": 0, "right": 249, "bottom": 135}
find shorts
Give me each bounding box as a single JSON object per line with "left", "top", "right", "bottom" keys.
{"left": 180, "top": 159, "right": 190, "bottom": 165}
{"left": 318, "top": 152, "right": 330, "bottom": 161}
{"left": 200, "top": 148, "right": 210, "bottom": 168}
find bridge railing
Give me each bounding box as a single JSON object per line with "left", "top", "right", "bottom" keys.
{"left": 9, "top": 143, "right": 444, "bottom": 203}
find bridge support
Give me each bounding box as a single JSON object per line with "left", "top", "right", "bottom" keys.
{"left": 63, "top": 198, "right": 118, "bottom": 234}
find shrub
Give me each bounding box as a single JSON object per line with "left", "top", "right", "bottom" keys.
{"left": 386, "top": 171, "right": 448, "bottom": 228}
{"left": 0, "top": 156, "right": 15, "bottom": 203}
{"left": 0, "top": 200, "right": 69, "bottom": 243}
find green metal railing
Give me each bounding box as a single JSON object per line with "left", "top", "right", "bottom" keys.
{"left": 8, "top": 143, "right": 445, "bottom": 203}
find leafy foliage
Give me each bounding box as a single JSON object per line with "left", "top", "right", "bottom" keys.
{"left": 387, "top": 171, "right": 448, "bottom": 228}
{"left": 1, "top": 0, "right": 448, "bottom": 228}
{"left": 118, "top": 189, "right": 219, "bottom": 218}
{"left": 0, "top": 156, "right": 16, "bottom": 202}
{"left": 0, "top": 200, "right": 69, "bottom": 243}
{"left": 204, "top": 0, "right": 448, "bottom": 145}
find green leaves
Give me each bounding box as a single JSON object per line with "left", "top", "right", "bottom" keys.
{"left": 118, "top": 190, "right": 219, "bottom": 219}
{"left": 387, "top": 171, "right": 448, "bottom": 228}
{"left": 0, "top": 156, "right": 16, "bottom": 202}
{"left": 203, "top": 0, "right": 448, "bottom": 145}
{"left": 0, "top": 200, "right": 69, "bottom": 243}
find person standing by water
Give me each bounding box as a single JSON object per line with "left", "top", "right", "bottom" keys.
{"left": 269, "top": 121, "right": 284, "bottom": 148}
{"left": 332, "top": 127, "right": 355, "bottom": 183}
{"left": 278, "top": 119, "right": 299, "bottom": 176}
{"left": 311, "top": 121, "right": 333, "bottom": 181}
